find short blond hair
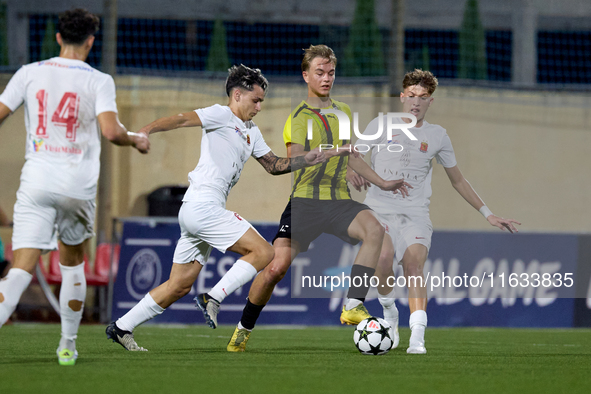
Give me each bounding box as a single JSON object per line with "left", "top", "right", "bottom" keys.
{"left": 402, "top": 69, "right": 439, "bottom": 95}
{"left": 301, "top": 45, "right": 337, "bottom": 72}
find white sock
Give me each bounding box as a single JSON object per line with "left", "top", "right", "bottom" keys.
{"left": 208, "top": 260, "right": 257, "bottom": 303}
{"left": 409, "top": 310, "right": 427, "bottom": 344}
{"left": 59, "top": 263, "right": 87, "bottom": 340}
{"left": 378, "top": 290, "right": 399, "bottom": 322}
{"left": 378, "top": 288, "right": 396, "bottom": 308}
{"left": 116, "top": 292, "right": 164, "bottom": 332}
{"left": 0, "top": 268, "right": 33, "bottom": 326}
{"left": 237, "top": 321, "right": 251, "bottom": 332}
{"left": 345, "top": 298, "right": 363, "bottom": 310}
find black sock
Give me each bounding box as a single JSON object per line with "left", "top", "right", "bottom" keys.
{"left": 346, "top": 264, "right": 376, "bottom": 301}
{"left": 240, "top": 298, "right": 265, "bottom": 330}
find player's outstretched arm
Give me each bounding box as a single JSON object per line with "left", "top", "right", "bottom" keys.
{"left": 136, "top": 111, "right": 202, "bottom": 136}
{"left": 444, "top": 165, "right": 521, "bottom": 233}
{"left": 97, "top": 112, "right": 150, "bottom": 154}
{"left": 348, "top": 155, "right": 412, "bottom": 197}
{"left": 256, "top": 145, "right": 326, "bottom": 175}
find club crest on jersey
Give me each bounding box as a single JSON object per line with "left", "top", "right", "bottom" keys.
{"left": 235, "top": 126, "right": 250, "bottom": 145}
{"left": 32, "top": 139, "right": 45, "bottom": 152}
{"left": 420, "top": 141, "right": 428, "bottom": 153}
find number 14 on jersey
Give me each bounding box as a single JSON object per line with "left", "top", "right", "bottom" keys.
{"left": 36, "top": 90, "right": 80, "bottom": 142}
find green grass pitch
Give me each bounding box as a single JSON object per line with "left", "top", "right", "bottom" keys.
{"left": 1, "top": 324, "right": 590, "bottom": 394}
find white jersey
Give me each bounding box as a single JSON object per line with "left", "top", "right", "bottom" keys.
{"left": 0, "top": 57, "right": 117, "bottom": 200}
{"left": 183, "top": 104, "right": 272, "bottom": 205}
{"left": 355, "top": 117, "right": 457, "bottom": 216}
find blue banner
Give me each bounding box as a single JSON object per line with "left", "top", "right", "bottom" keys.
{"left": 112, "top": 219, "right": 582, "bottom": 327}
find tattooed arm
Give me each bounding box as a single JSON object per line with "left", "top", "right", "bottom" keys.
{"left": 257, "top": 148, "right": 325, "bottom": 175}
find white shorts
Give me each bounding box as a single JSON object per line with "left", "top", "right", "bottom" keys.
{"left": 373, "top": 212, "right": 432, "bottom": 264}
{"left": 172, "top": 201, "right": 253, "bottom": 265}
{"left": 12, "top": 187, "right": 95, "bottom": 253}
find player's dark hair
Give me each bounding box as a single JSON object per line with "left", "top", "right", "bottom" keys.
{"left": 225, "top": 64, "right": 269, "bottom": 97}
{"left": 301, "top": 45, "right": 337, "bottom": 72}
{"left": 402, "top": 69, "right": 439, "bottom": 95}
{"left": 58, "top": 8, "right": 100, "bottom": 45}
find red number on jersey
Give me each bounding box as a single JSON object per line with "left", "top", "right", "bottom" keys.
{"left": 51, "top": 92, "right": 80, "bottom": 142}
{"left": 35, "top": 90, "right": 80, "bottom": 142}
{"left": 35, "top": 89, "right": 48, "bottom": 137}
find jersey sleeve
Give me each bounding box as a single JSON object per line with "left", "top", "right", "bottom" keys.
{"left": 435, "top": 131, "right": 458, "bottom": 168}
{"left": 0, "top": 67, "right": 27, "bottom": 112}
{"left": 251, "top": 129, "right": 272, "bottom": 159}
{"left": 282, "top": 115, "right": 292, "bottom": 145}
{"left": 195, "top": 104, "right": 229, "bottom": 132}
{"left": 289, "top": 113, "right": 308, "bottom": 146}
{"left": 95, "top": 74, "right": 118, "bottom": 116}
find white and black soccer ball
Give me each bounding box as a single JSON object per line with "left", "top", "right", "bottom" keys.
{"left": 353, "top": 317, "right": 393, "bottom": 355}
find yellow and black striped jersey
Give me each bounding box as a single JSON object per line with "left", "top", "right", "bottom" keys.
{"left": 283, "top": 99, "right": 352, "bottom": 200}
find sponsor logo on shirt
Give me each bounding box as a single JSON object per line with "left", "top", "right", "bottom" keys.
{"left": 32, "top": 139, "right": 44, "bottom": 152}
{"left": 38, "top": 60, "right": 94, "bottom": 72}
{"left": 234, "top": 212, "right": 243, "bottom": 221}
{"left": 246, "top": 134, "right": 250, "bottom": 145}
{"left": 32, "top": 140, "right": 82, "bottom": 155}
{"left": 420, "top": 141, "right": 428, "bottom": 153}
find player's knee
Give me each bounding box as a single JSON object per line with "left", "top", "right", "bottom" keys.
{"left": 366, "top": 222, "right": 385, "bottom": 242}
{"left": 405, "top": 261, "right": 424, "bottom": 278}
{"left": 265, "top": 264, "right": 287, "bottom": 285}
{"left": 379, "top": 246, "right": 394, "bottom": 263}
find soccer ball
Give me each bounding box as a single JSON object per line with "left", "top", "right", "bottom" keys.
{"left": 353, "top": 317, "right": 393, "bottom": 355}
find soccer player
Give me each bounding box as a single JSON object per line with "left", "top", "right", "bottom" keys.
{"left": 0, "top": 9, "right": 150, "bottom": 365}
{"left": 350, "top": 69, "right": 521, "bottom": 354}
{"left": 105, "top": 64, "right": 336, "bottom": 351}
{"left": 226, "top": 45, "right": 411, "bottom": 352}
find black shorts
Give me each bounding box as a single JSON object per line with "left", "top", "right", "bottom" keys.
{"left": 272, "top": 197, "right": 371, "bottom": 252}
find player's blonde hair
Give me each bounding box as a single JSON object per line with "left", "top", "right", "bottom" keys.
{"left": 301, "top": 45, "right": 337, "bottom": 72}
{"left": 402, "top": 69, "right": 439, "bottom": 95}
